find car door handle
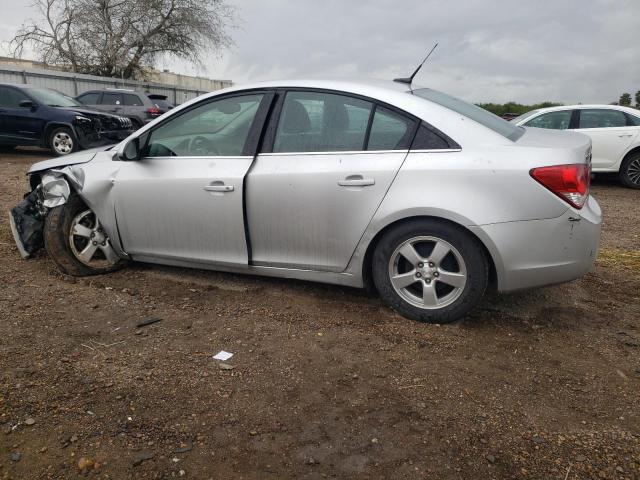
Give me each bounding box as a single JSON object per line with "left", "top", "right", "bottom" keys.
{"left": 203, "top": 184, "right": 234, "bottom": 192}
{"left": 338, "top": 175, "right": 375, "bottom": 187}
{"left": 618, "top": 134, "right": 634, "bottom": 137}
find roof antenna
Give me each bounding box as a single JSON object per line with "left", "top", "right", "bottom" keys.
{"left": 394, "top": 43, "right": 439, "bottom": 88}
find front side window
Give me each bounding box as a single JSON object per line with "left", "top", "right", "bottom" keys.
{"left": 367, "top": 107, "right": 415, "bottom": 150}
{"left": 77, "top": 92, "right": 100, "bottom": 105}
{"left": 0, "top": 87, "right": 29, "bottom": 108}
{"left": 101, "top": 93, "right": 123, "bottom": 105}
{"left": 524, "top": 111, "right": 572, "bottom": 130}
{"left": 626, "top": 113, "right": 640, "bottom": 126}
{"left": 273, "top": 91, "right": 373, "bottom": 153}
{"left": 146, "top": 94, "right": 264, "bottom": 157}
{"left": 578, "top": 109, "right": 627, "bottom": 129}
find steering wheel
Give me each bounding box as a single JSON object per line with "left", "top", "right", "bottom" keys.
{"left": 190, "top": 136, "right": 221, "bottom": 156}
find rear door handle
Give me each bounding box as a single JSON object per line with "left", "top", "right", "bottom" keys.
{"left": 338, "top": 175, "right": 375, "bottom": 187}
{"left": 618, "top": 134, "right": 634, "bottom": 137}
{"left": 204, "top": 184, "right": 234, "bottom": 192}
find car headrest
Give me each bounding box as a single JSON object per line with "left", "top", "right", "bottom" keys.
{"left": 323, "top": 100, "right": 349, "bottom": 132}
{"left": 281, "top": 100, "right": 311, "bottom": 134}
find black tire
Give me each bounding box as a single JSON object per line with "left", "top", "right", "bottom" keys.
{"left": 44, "top": 195, "right": 127, "bottom": 276}
{"left": 372, "top": 220, "right": 488, "bottom": 323}
{"left": 619, "top": 152, "right": 640, "bottom": 189}
{"left": 47, "top": 126, "right": 77, "bottom": 157}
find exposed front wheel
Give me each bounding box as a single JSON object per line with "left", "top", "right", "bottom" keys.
{"left": 372, "top": 220, "right": 488, "bottom": 323}
{"left": 48, "top": 126, "right": 77, "bottom": 156}
{"left": 619, "top": 152, "right": 640, "bottom": 189}
{"left": 44, "top": 195, "right": 127, "bottom": 276}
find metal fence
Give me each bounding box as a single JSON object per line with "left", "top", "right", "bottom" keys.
{"left": 0, "top": 65, "right": 233, "bottom": 105}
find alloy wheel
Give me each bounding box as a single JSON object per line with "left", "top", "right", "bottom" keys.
{"left": 69, "top": 210, "right": 120, "bottom": 268}
{"left": 626, "top": 156, "right": 640, "bottom": 185}
{"left": 52, "top": 132, "right": 73, "bottom": 155}
{"left": 388, "top": 236, "right": 467, "bottom": 309}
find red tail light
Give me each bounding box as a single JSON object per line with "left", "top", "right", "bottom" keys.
{"left": 147, "top": 107, "right": 161, "bottom": 117}
{"left": 530, "top": 164, "right": 590, "bottom": 209}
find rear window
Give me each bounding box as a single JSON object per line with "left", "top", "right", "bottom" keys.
{"left": 149, "top": 98, "right": 172, "bottom": 109}
{"left": 412, "top": 88, "right": 524, "bottom": 141}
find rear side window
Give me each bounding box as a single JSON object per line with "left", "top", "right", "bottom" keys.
{"left": 273, "top": 91, "right": 373, "bottom": 153}
{"left": 412, "top": 88, "right": 524, "bottom": 141}
{"left": 101, "top": 93, "right": 123, "bottom": 105}
{"left": 77, "top": 92, "right": 100, "bottom": 105}
{"left": 525, "top": 111, "right": 572, "bottom": 130}
{"left": 124, "top": 93, "right": 144, "bottom": 106}
{"left": 411, "top": 123, "right": 452, "bottom": 150}
{"left": 578, "top": 109, "right": 627, "bottom": 128}
{"left": 367, "top": 107, "right": 415, "bottom": 150}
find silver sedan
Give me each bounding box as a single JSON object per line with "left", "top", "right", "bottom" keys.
{"left": 10, "top": 79, "right": 601, "bottom": 323}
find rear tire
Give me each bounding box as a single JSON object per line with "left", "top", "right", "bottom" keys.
{"left": 44, "top": 195, "right": 127, "bottom": 276}
{"left": 48, "top": 126, "right": 77, "bottom": 156}
{"left": 619, "top": 152, "right": 640, "bottom": 189}
{"left": 372, "top": 220, "right": 488, "bottom": 323}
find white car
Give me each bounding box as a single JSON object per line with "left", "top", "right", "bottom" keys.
{"left": 513, "top": 105, "right": 640, "bottom": 188}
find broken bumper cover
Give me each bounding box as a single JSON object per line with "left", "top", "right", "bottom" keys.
{"left": 9, "top": 190, "right": 45, "bottom": 258}
{"left": 73, "top": 114, "right": 132, "bottom": 150}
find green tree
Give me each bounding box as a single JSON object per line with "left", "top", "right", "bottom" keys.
{"left": 619, "top": 93, "right": 632, "bottom": 106}
{"left": 635, "top": 90, "right": 640, "bottom": 108}
{"left": 477, "top": 101, "right": 563, "bottom": 117}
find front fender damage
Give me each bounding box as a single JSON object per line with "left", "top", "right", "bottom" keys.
{"left": 9, "top": 166, "right": 85, "bottom": 258}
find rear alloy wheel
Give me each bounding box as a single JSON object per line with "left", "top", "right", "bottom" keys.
{"left": 48, "top": 127, "right": 76, "bottom": 156}
{"left": 372, "top": 220, "right": 488, "bottom": 323}
{"left": 44, "top": 195, "right": 127, "bottom": 276}
{"left": 619, "top": 152, "right": 640, "bottom": 189}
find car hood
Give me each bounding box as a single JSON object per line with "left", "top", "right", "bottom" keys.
{"left": 28, "top": 146, "right": 113, "bottom": 174}
{"left": 58, "top": 106, "right": 123, "bottom": 119}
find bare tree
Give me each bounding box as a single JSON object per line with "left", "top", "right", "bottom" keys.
{"left": 11, "top": 0, "right": 235, "bottom": 79}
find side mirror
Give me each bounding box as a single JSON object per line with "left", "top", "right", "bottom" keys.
{"left": 19, "top": 100, "right": 36, "bottom": 109}
{"left": 120, "top": 137, "right": 140, "bottom": 161}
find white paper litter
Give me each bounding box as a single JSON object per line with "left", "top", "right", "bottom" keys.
{"left": 213, "top": 350, "right": 234, "bottom": 361}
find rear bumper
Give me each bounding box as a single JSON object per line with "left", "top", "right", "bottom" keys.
{"left": 471, "top": 196, "right": 602, "bottom": 292}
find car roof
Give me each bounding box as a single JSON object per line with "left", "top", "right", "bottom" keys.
{"left": 524, "top": 104, "right": 640, "bottom": 116}
{"left": 0, "top": 83, "right": 48, "bottom": 90}
{"left": 139, "top": 78, "right": 520, "bottom": 146}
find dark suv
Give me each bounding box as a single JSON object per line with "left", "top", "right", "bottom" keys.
{"left": 0, "top": 83, "right": 133, "bottom": 156}
{"left": 76, "top": 89, "right": 171, "bottom": 128}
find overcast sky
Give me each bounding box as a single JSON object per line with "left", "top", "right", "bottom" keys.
{"left": 0, "top": 0, "right": 638, "bottom": 104}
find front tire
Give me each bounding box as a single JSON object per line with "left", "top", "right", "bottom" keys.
{"left": 619, "top": 152, "right": 640, "bottom": 189}
{"left": 44, "top": 195, "right": 127, "bottom": 276}
{"left": 48, "top": 126, "right": 77, "bottom": 156}
{"left": 372, "top": 220, "right": 488, "bottom": 323}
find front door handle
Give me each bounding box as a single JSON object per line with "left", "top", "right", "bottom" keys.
{"left": 204, "top": 184, "right": 234, "bottom": 192}
{"left": 618, "top": 134, "right": 634, "bottom": 138}
{"left": 338, "top": 175, "right": 375, "bottom": 187}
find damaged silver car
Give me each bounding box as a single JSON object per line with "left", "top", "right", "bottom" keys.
{"left": 10, "top": 79, "right": 601, "bottom": 323}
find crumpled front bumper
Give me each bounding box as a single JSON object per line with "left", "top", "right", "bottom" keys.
{"left": 9, "top": 190, "right": 45, "bottom": 258}
{"left": 75, "top": 127, "right": 131, "bottom": 150}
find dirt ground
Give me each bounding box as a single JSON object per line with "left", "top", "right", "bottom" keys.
{"left": 0, "top": 149, "right": 639, "bottom": 480}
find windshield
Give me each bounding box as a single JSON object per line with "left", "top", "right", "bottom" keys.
{"left": 412, "top": 88, "right": 524, "bottom": 141}
{"left": 510, "top": 110, "right": 541, "bottom": 124}
{"left": 27, "top": 88, "right": 81, "bottom": 107}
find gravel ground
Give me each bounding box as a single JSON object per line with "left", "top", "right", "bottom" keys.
{"left": 0, "top": 149, "right": 639, "bottom": 479}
